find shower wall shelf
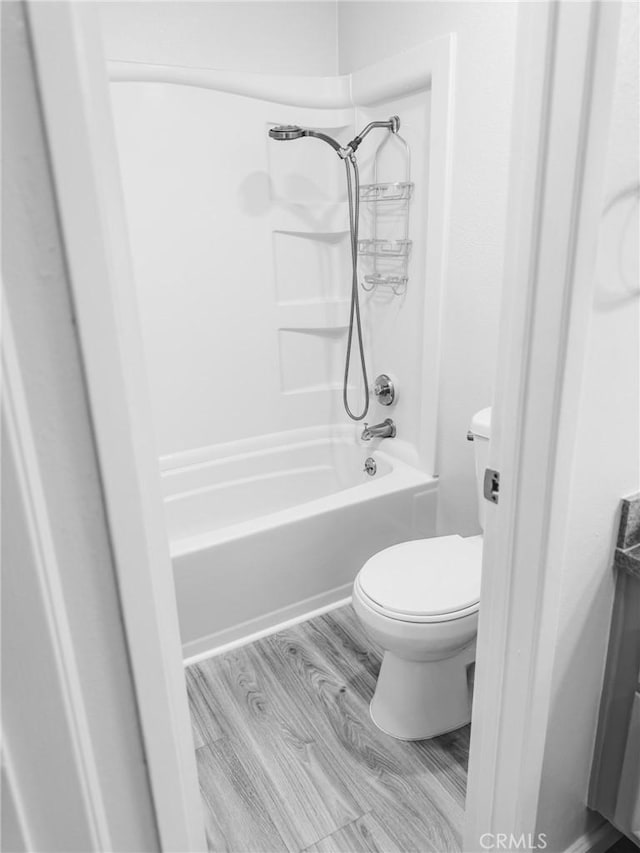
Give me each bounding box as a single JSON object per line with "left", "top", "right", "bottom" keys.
{"left": 363, "top": 273, "right": 408, "bottom": 288}
{"left": 358, "top": 133, "right": 413, "bottom": 294}
{"left": 357, "top": 239, "right": 412, "bottom": 257}
{"left": 359, "top": 182, "right": 414, "bottom": 202}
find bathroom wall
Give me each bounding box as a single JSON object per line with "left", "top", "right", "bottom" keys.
{"left": 534, "top": 4, "right": 640, "bottom": 848}
{"left": 103, "top": 1, "right": 516, "bottom": 526}
{"left": 110, "top": 78, "right": 357, "bottom": 454}
{"left": 101, "top": 2, "right": 346, "bottom": 458}
{"left": 104, "top": 2, "right": 437, "bottom": 467}
{"left": 98, "top": 1, "right": 339, "bottom": 75}
{"left": 339, "top": 2, "right": 518, "bottom": 535}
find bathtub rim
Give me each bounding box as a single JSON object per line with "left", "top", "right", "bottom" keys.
{"left": 168, "top": 452, "right": 436, "bottom": 558}
{"left": 159, "top": 423, "right": 423, "bottom": 476}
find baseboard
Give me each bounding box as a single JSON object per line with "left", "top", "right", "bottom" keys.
{"left": 182, "top": 585, "right": 353, "bottom": 666}
{"left": 564, "top": 818, "right": 621, "bottom": 853}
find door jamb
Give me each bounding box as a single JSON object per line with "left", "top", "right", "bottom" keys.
{"left": 464, "top": 1, "right": 622, "bottom": 847}
{"left": 25, "top": 3, "right": 206, "bottom": 850}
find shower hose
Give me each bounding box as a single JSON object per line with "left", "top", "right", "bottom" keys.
{"left": 343, "top": 155, "right": 370, "bottom": 422}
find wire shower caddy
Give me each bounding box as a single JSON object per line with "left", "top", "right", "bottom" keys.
{"left": 358, "top": 131, "right": 413, "bottom": 294}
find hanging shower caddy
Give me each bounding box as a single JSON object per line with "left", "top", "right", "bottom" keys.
{"left": 358, "top": 132, "right": 413, "bottom": 294}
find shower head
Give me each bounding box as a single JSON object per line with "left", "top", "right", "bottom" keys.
{"left": 268, "top": 116, "right": 401, "bottom": 160}
{"left": 269, "top": 125, "right": 306, "bottom": 141}
{"left": 268, "top": 124, "right": 345, "bottom": 156}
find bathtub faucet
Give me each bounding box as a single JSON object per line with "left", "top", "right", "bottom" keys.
{"left": 361, "top": 419, "right": 396, "bottom": 441}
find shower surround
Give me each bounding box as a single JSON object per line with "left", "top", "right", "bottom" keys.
{"left": 109, "top": 39, "right": 454, "bottom": 657}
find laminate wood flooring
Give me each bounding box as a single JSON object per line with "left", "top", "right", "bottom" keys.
{"left": 186, "top": 604, "right": 471, "bottom": 853}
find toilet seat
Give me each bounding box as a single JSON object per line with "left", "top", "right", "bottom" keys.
{"left": 355, "top": 535, "right": 482, "bottom": 624}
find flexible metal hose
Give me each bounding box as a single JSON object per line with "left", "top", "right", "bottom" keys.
{"left": 343, "top": 156, "right": 370, "bottom": 421}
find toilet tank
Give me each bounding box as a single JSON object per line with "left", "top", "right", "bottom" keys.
{"left": 470, "top": 407, "right": 492, "bottom": 531}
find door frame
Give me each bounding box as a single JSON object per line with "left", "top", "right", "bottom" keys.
{"left": 464, "top": 1, "right": 622, "bottom": 848}
{"left": 23, "top": 1, "right": 622, "bottom": 850}
{"left": 24, "top": 3, "right": 206, "bottom": 850}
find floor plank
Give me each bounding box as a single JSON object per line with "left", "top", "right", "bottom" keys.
{"left": 191, "top": 640, "right": 367, "bottom": 850}
{"left": 303, "top": 811, "right": 405, "bottom": 853}
{"left": 196, "top": 738, "right": 288, "bottom": 853}
{"left": 188, "top": 604, "right": 470, "bottom": 853}
{"left": 286, "top": 612, "right": 469, "bottom": 806}
{"left": 267, "top": 615, "right": 466, "bottom": 847}
{"left": 186, "top": 665, "right": 226, "bottom": 749}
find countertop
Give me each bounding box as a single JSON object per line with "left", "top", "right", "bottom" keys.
{"left": 614, "top": 494, "right": 640, "bottom": 580}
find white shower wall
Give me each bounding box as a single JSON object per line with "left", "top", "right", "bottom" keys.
{"left": 339, "top": 2, "right": 518, "bottom": 534}
{"left": 109, "top": 59, "right": 438, "bottom": 468}
{"left": 104, "top": 1, "right": 515, "bottom": 532}
{"left": 110, "top": 85, "right": 357, "bottom": 454}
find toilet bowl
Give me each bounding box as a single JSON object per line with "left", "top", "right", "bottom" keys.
{"left": 352, "top": 407, "right": 491, "bottom": 740}
{"left": 353, "top": 535, "right": 482, "bottom": 739}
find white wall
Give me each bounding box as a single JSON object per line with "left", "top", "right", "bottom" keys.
{"left": 109, "top": 70, "right": 436, "bottom": 462}
{"left": 105, "top": 4, "right": 439, "bottom": 465}
{"left": 102, "top": 1, "right": 348, "bottom": 459}
{"left": 535, "top": 4, "right": 640, "bottom": 849}
{"left": 98, "top": 1, "right": 338, "bottom": 75}
{"left": 339, "top": 2, "right": 517, "bottom": 534}
{"left": 110, "top": 80, "right": 357, "bottom": 454}
{"left": 2, "top": 3, "right": 159, "bottom": 846}
{"left": 103, "top": 1, "right": 516, "bottom": 530}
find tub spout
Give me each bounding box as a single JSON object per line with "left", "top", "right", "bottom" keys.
{"left": 361, "top": 419, "right": 396, "bottom": 441}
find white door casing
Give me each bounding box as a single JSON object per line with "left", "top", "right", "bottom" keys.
{"left": 24, "top": 3, "right": 206, "bottom": 850}
{"left": 465, "top": 2, "right": 622, "bottom": 848}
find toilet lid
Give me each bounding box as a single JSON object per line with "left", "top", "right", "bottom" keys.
{"left": 357, "top": 535, "right": 482, "bottom": 619}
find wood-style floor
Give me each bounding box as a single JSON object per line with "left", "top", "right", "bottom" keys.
{"left": 186, "top": 604, "right": 470, "bottom": 853}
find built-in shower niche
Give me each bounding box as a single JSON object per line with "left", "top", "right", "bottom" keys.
{"left": 273, "top": 230, "right": 351, "bottom": 304}
{"left": 267, "top": 122, "right": 352, "bottom": 204}
{"left": 277, "top": 328, "right": 349, "bottom": 395}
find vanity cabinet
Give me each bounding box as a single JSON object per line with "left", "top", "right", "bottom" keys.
{"left": 589, "top": 496, "right": 640, "bottom": 846}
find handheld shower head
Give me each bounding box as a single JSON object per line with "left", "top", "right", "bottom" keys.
{"left": 269, "top": 116, "right": 400, "bottom": 160}
{"left": 268, "top": 125, "right": 345, "bottom": 156}
{"left": 269, "top": 125, "right": 305, "bottom": 141}
{"left": 267, "top": 114, "right": 402, "bottom": 422}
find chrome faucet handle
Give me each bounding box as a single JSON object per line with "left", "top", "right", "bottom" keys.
{"left": 373, "top": 374, "right": 395, "bottom": 406}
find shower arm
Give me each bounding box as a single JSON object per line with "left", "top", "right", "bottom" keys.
{"left": 345, "top": 116, "right": 400, "bottom": 157}
{"left": 303, "top": 117, "right": 400, "bottom": 160}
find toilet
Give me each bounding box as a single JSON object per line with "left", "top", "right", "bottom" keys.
{"left": 352, "top": 407, "right": 491, "bottom": 740}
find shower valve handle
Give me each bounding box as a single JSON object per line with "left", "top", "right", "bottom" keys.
{"left": 373, "top": 374, "right": 395, "bottom": 406}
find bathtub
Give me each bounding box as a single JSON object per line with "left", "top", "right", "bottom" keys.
{"left": 162, "top": 426, "right": 437, "bottom": 661}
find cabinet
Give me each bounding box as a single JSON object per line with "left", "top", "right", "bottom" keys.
{"left": 589, "top": 495, "right": 640, "bottom": 847}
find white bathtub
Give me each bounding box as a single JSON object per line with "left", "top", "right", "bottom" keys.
{"left": 162, "top": 427, "right": 437, "bottom": 661}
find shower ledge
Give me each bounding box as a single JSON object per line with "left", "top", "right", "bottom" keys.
{"left": 277, "top": 300, "right": 350, "bottom": 331}
{"left": 271, "top": 201, "right": 350, "bottom": 234}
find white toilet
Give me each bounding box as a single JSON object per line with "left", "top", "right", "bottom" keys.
{"left": 352, "top": 407, "right": 491, "bottom": 740}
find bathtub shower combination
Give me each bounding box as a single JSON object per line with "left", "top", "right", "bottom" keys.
{"left": 110, "top": 41, "right": 453, "bottom": 664}
{"left": 168, "top": 115, "right": 437, "bottom": 659}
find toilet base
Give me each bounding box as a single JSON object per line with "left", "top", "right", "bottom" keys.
{"left": 369, "top": 646, "right": 473, "bottom": 740}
